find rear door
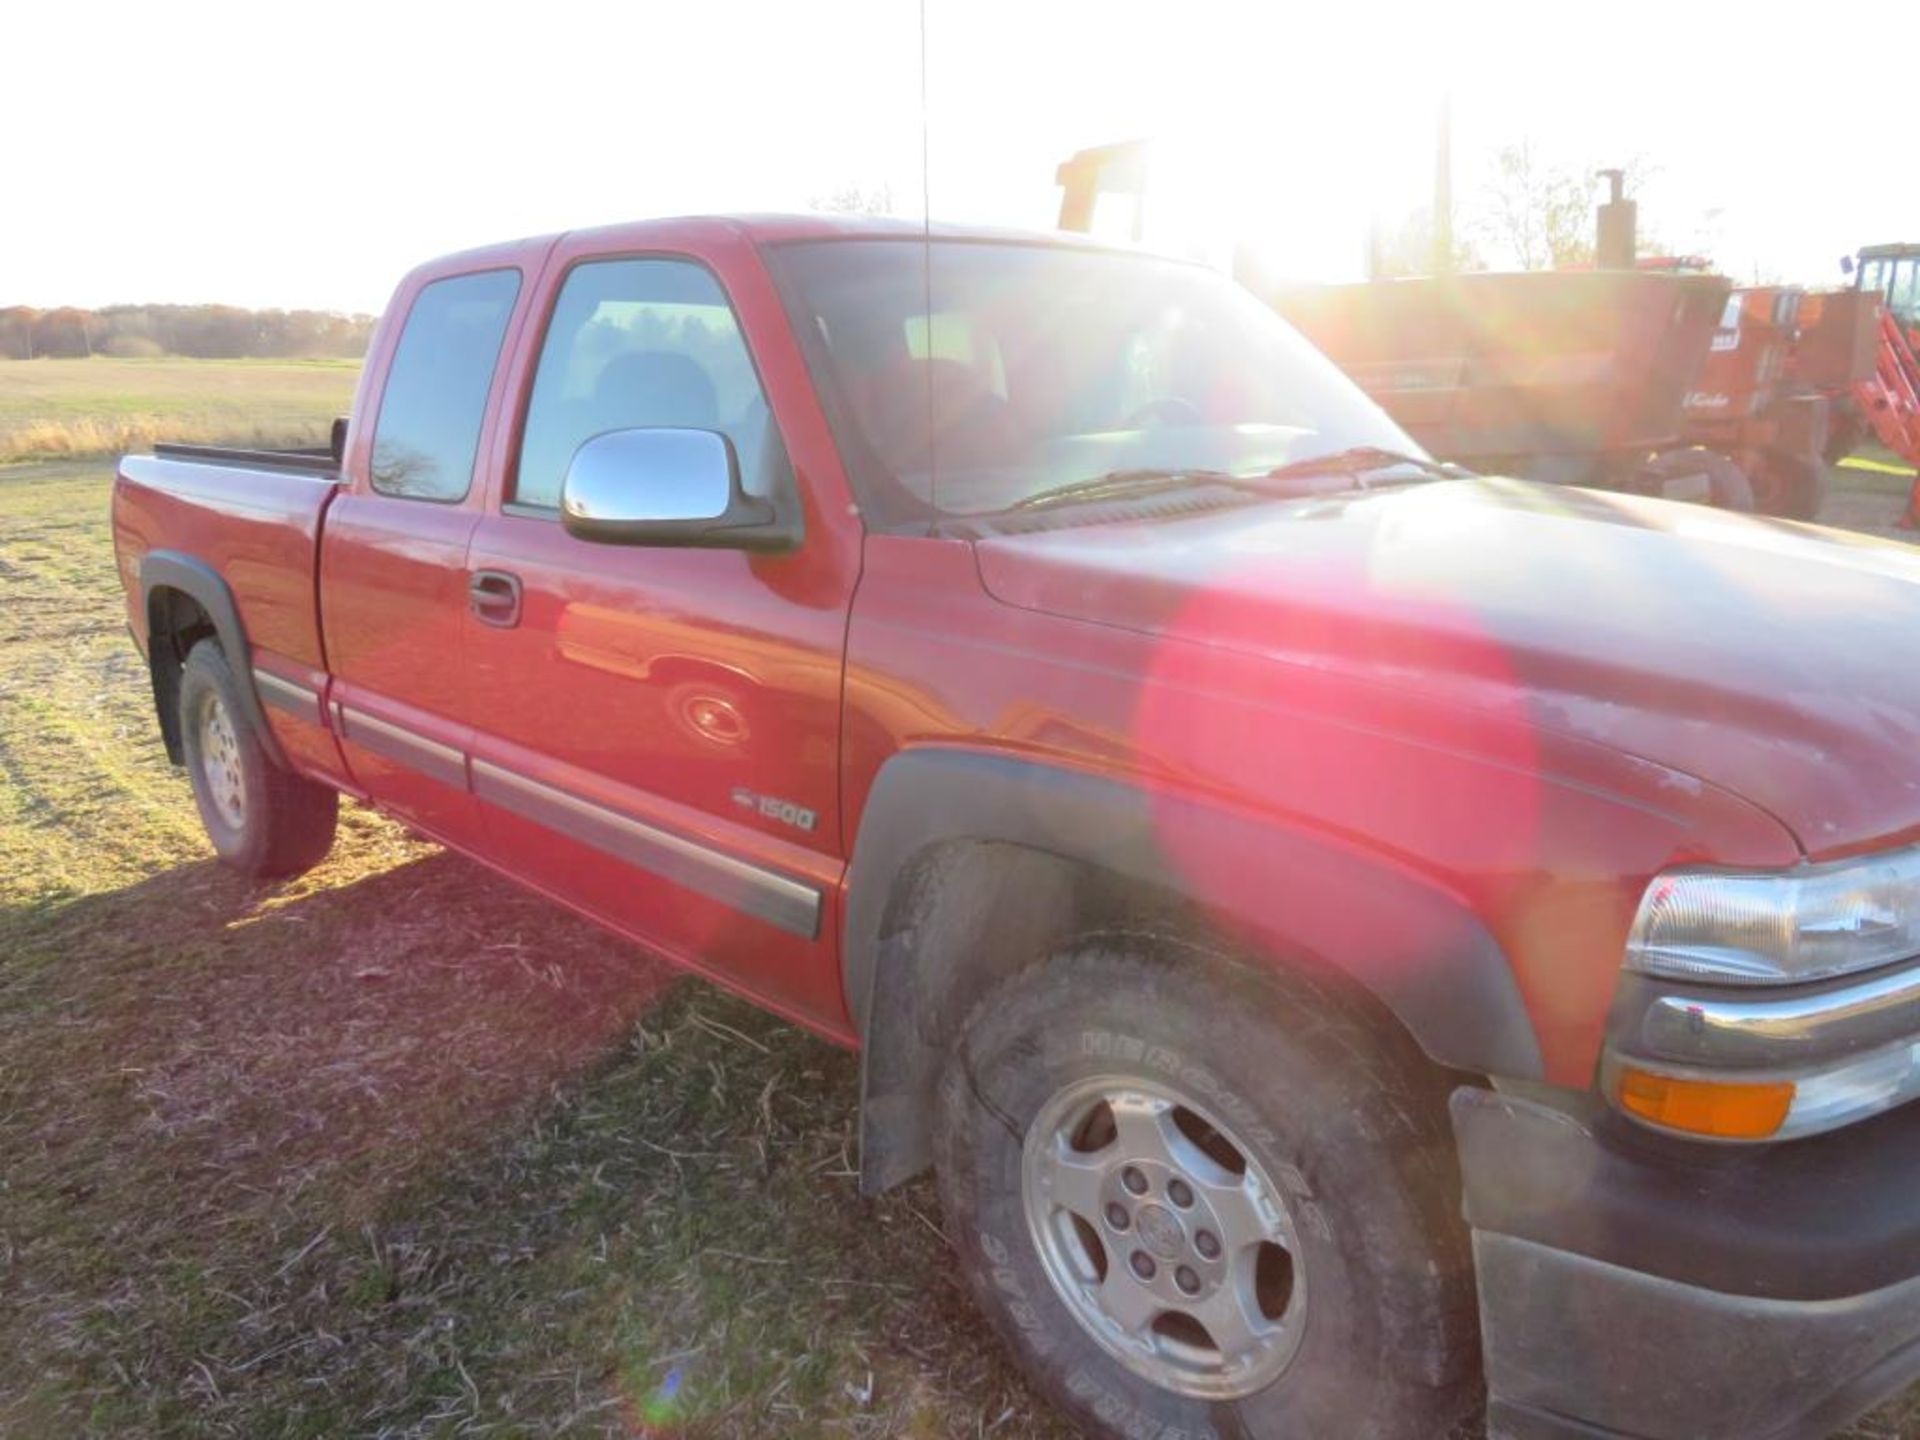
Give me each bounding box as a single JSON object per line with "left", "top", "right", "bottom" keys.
{"left": 462, "top": 226, "right": 863, "bottom": 1034}
{"left": 319, "top": 262, "right": 532, "bottom": 845}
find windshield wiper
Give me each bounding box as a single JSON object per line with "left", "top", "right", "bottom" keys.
{"left": 1004, "top": 467, "right": 1269, "bottom": 513}
{"left": 1259, "top": 446, "right": 1466, "bottom": 491}
{"left": 1000, "top": 451, "right": 1465, "bottom": 517}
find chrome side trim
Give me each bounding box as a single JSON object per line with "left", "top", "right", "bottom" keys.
{"left": 1637, "top": 960, "right": 1920, "bottom": 1068}
{"left": 251, "top": 668, "right": 322, "bottom": 726}
{"left": 337, "top": 706, "right": 470, "bottom": 792}
{"left": 470, "top": 758, "right": 821, "bottom": 940}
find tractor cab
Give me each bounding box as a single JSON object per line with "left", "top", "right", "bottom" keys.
{"left": 1856, "top": 244, "right": 1920, "bottom": 332}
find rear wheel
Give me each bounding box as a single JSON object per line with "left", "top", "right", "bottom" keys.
{"left": 1636, "top": 447, "right": 1754, "bottom": 512}
{"left": 934, "top": 940, "right": 1479, "bottom": 1440}
{"left": 179, "top": 638, "right": 337, "bottom": 877}
{"left": 1823, "top": 404, "right": 1865, "bottom": 468}
{"left": 1752, "top": 452, "right": 1828, "bottom": 522}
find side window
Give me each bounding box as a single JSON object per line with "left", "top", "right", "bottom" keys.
{"left": 370, "top": 269, "right": 520, "bottom": 501}
{"left": 514, "top": 258, "right": 785, "bottom": 509}
{"left": 1894, "top": 261, "right": 1920, "bottom": 327}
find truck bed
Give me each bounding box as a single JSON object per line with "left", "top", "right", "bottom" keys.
{"left": 151, "top": 416, "right": 347, "bottom": 478}
{"left": 112, "top": 448, "right": 341, "bottom": 678}
{"left": 152, "top": 441, "right": 340, "bottom": 477}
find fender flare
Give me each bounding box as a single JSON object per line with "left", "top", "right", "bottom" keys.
{"left": 139, "top": 550, "right": 287, "bottom": 769}
{"left": 844, "top": 747, "right": 1544, "bottom": 1192}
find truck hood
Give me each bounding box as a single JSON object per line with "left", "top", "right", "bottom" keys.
{"left": 974, "top": 479, "right": 1920, "bottom": 858}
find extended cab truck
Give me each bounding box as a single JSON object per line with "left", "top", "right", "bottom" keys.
{"left": 113, "top": 216, "right": 1920, "bottom": 1440}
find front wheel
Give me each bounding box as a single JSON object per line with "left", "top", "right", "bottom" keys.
{"left": 178, "top": 638, "right": 338, "bottom": 877}
{"left": 934, "top": 941, "right": 1479, "bottom": 1440}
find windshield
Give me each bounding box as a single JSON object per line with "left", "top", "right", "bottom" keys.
{"left": 770, "top": 238, "right": 1426, "bottom": 525}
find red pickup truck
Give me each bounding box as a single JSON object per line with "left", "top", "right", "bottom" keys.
{"left": 113, "top": 215, "right": 1920, "bottom": 1440}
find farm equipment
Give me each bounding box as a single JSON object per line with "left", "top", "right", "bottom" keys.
{"left": 1054, "top": 142, "right": 1756, "bottom": 511}
{"left": 1675, "top": 286, "right": 1835, "bottom": 519}
{"left": 1834, "top": 244, "right": 1920, "bottom": 519}
{"left": 1263, "top": 268, "right": 1744, "bottom": 504}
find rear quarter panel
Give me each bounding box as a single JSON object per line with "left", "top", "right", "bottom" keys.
{"left": 114, "top": 455, "right": 336, "bottom": 671}
{"left": 112, "top": 455, "right": 342, "bottom": 776}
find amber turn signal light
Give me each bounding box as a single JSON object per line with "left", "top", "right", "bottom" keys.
{"left": 1615, "top": 1067, "right": 1795, "bottom": 1140}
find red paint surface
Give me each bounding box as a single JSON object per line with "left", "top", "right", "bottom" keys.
{"left": 114, "top": 216, "right": 1920, "bottom": 1084}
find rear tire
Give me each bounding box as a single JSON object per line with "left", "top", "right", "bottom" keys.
{"left": 1638, "top": 447, "right": 1754, "bottom": 512}
{"left": 178, "top": 638, "right": 337, "bottom": 878}
{"left": 934, "top": 939, "right": 1479, "bottom": 1440}
{"left": 1753, "top": 452, "right": 1828, "bottom": 522}
{"left": 1823, "top": 404, "right": 1865, "bottom": 468}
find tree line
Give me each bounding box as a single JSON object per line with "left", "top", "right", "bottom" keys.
{"left": 1367, "top": 146, "right": 1669, "bottom": 280}
{"left": 0, "top": 304, "right": 376, "bottom": 360}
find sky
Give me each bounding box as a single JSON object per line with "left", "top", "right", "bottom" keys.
{"left": 5, "top": 0, "right": 1908, "bottom": 314}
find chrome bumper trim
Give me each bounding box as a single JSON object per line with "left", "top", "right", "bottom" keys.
{"left": 1637, "top": 960, "right": 1920, "bottom": 1069}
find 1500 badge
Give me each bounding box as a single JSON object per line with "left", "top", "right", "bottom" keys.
{"left": 731, "top": 787, "right": 818, "bottom": 833}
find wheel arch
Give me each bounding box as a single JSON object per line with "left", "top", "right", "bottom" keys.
{"left": 845, "top": 747, "right": 1543, "bottom": 1195}
{"left": 139, "top": 551, "right": 285, "bottom": 769}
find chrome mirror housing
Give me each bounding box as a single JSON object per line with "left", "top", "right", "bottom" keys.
{"left": 559, "top": 428, "right": 795, "bottom": 551}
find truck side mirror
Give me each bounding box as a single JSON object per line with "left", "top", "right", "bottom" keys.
{"left": 559, "top": 428, "right": 797, "bottom": 552}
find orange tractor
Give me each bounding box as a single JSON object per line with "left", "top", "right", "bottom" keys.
{"left": 1671, "top": 284, "right": 1848, "bottom": 519}
{"left": 1826, "top": 244, "right": 1920, "bottom": 518}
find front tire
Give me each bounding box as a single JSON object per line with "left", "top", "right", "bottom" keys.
{"left": 178, "top": 638, "right": 337, "bottom": 878}
{"left": 934, "top": 940, "right": 1479, "bottom": 1440}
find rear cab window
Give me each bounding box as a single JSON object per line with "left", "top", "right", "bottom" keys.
{"left": 369, "top": 269, "right": 521, "bottom": 501}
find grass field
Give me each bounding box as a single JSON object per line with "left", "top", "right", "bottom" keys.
{"left": 0, "top": 456, "right": 1069, "bottom": 1436}
{"left": 0, "top": 357, "right": 360, "bottom": 464}
{"left": 2, "top": 357, "right": 1919, "bottom": 1437}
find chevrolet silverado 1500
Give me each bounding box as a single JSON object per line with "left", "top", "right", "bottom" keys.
{"left": 112, "top": 215, "right": 1920, "bottom": 1439}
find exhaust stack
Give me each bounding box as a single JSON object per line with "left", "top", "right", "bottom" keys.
{"left": 1596, "top": 168, "right": 1636, "bottom": 270}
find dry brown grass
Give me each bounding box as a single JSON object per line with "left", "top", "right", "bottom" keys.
{"left": 0, "top": 357, "right": 358, "bottom": 464}
{"left": 0, "top": 459, "right": 1066, "bottom": 1438}
{"left": 3, "top": 456, "right": 1918, "bottom": 1437}
{"left": 3, "top": 413, "right": 341, "bottom": 461}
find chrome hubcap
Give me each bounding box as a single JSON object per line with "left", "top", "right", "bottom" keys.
{"left": 1021, "top": 1076, "right": 1304, "bottom": 1399}
{"left": 198, "top": 694, "right": 247, "bottom": 830}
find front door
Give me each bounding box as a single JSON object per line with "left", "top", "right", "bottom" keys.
{"left": 462, "top": 244, "right": 858, "bottom": 1032}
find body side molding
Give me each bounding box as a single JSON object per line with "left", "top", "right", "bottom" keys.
{"left": 251, "top": 668, "right": 324, "bottom": 727}
{"left": 471, "top": 759, "right": 822, "bottom": 940}
{"left": 336, "top": 706, "right": 470, "bottom": 792}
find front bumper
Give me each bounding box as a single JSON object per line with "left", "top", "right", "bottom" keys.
{"left": 1611, "top": 957, "right": 1920, "bottom": 1073}
{"left": 1604, "top": 954, "right": 1920, "bottom": 1142}
{"left": 1455, "top": 1085, "right": 1920, "bottom": 1439}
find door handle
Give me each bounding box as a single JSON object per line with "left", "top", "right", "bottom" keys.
{"left": 468, "top": 569, "right": 523, "bottom": 628}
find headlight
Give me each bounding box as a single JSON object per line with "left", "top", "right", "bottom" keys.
{"left": 1626, "top": 846, "right": 1920, "bottom": 986}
